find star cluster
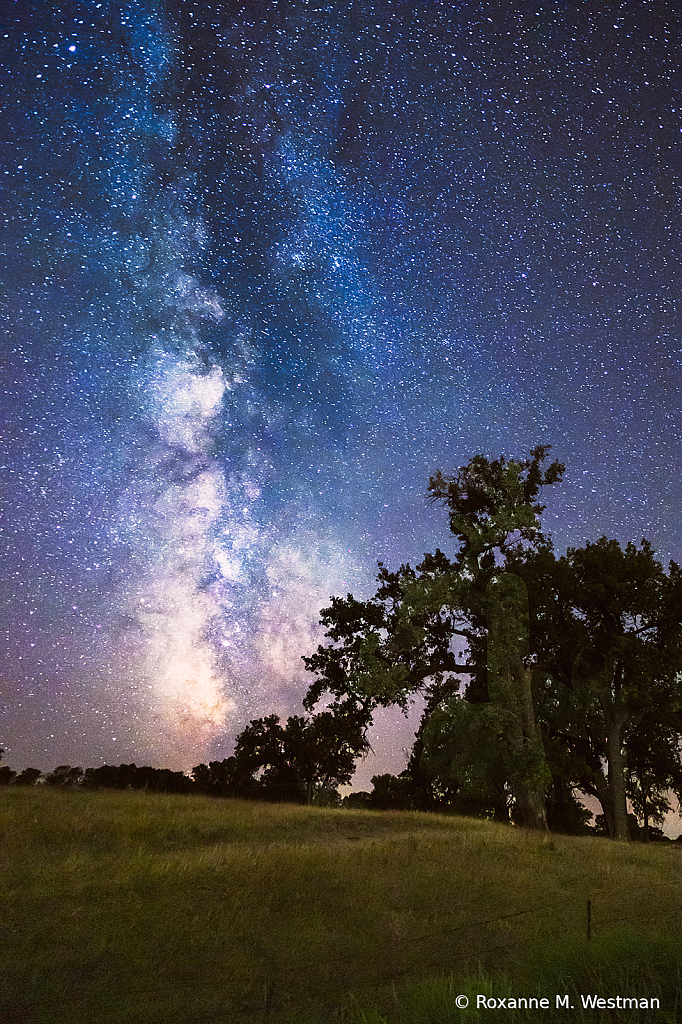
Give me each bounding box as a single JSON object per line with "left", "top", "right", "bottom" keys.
{"left": 2, "top": 0, "right": 682, "bottom": 774}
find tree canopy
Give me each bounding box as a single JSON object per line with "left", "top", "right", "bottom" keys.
{"left": 509, "top": 536, "right": 682, "bottom": 839}
{"left": 193, "top": 710, "right": 368, "bottom": 805}
{"left": 304, "top": 447, "right": 682, "bottom": 838}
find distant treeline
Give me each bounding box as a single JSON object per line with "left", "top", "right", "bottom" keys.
{"left": 0, "top": 759, "right": 343, "bottom": 803}
{"left": 0, "top": 759, "right": 394, "bottom": 808}
{"left": 0, "top": 763, "right": 194, "bottom": 793}
{"left": 1, "top": 759, "right": 680, "bottom": 842}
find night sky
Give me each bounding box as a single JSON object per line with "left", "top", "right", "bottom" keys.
{"left": 2, "top": 1, "right": 682, "bottom": 779}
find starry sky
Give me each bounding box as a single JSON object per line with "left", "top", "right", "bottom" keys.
{"left": 2, "top": 0, "right": 682, "bottom": 778}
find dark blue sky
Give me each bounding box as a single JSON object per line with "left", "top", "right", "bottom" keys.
{"left": 2, "top": 0, "right": 682, "bottom": 775}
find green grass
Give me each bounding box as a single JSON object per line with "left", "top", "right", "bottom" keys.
{"left": 1, "top": 788, "right": 680, "bottom": 1023}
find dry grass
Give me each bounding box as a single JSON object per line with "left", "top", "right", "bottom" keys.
{"left": 1, "top": 788, "right": 680, "bottom": 1023}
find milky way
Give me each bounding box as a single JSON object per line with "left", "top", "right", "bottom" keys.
{"left": 2, "top": 1, "right": 682, "bottom": 776}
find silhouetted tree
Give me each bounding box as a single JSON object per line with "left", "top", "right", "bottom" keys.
{"left": 45, "top": 765, "right": 84, "bottom": 788}
{"left": 510, "top": 537, "right": 682, "bottom": 840}
{"left": 626, "top": 716, "right": 682, "bottom": 842}
{"left": 223, "top": 711, "right": 368, "bottom": 804}
{"left": 83, "top": 764, "right": 125, "bottom": 789}
{"left": 341, "top": 790, "right": 372, "bottom": 809}
{"left": 82, "top": 763, "right": 193, "bottom": 793}
{"left": 191, "top": 760, "right": 235, "bottom": 797}
{"left": 14, "top": 768, "right": 42, "bottom": 786}
{"left": 420, "top": 697, "right": 512, "bottom": 821}
{"left": 367, "top": 773, "right": 421, "bottom": 811}
{"left": 427, "top": 447, "right": 563, "bottom": 828}
{"left": 305, "top": 447, "right": 564, "bottom": 830}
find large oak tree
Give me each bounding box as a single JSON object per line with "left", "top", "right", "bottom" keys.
{"left": 304, "top": 446, "right": 565, "bottom": 829}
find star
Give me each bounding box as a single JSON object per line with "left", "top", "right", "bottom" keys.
{"left": 1, "top": 2, "right": 681, "bottom": 779}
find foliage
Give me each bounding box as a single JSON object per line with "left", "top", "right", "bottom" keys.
{"left": 305, "top": 447, "right": 566, "bottom": 830}
{"left": 193, "top": 710, "right": 368, "bottom": 804}
{"left": 306, "top": 446, "right": 682, "bottom": 839}
{"left": 13, "top": 767, "right": 42, "bottom": 786}
{"left": 190, "top": 757, "right": 235, "bottom": 797}
{"left": 512, "top": 537, "right": 682, "bottom": 840}
{"left": 303, "top": 549, "right": 468, "bottom": 723}
{"left": 427, "top": 444, "right": 565, "bottom": 572}
{"left": 45, "top": 765, "right": 84, "bottom": 788}
{"left": 82, "top": 763, "right": 194, "bottom": 793}
{"left": 366, "top": 773, "right": 422, "bottom": 811}
{"left": 421, "top": 697, "right": 514, "bottom": 821}
{"left": 305, "top": 448, "right": 564, "bottom": 723}
{"left": 0, "top": 712, "right": 365, "bottom": 807}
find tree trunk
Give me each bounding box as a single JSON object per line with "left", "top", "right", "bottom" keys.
{"left": 487, "top": 573, "right": 550, "bottom": 830}
{"left": 593, "top": 764, "right": 616, "bottom": 838}
{"left": 511, "top": 665, "right": 549, "bottom": 830}
{"left": 640, "top": 777, "right": 652, "bottom": 842}
{"left": 518, "top": 662, "right": 549, "bottom": 829}
{"left": 605, "top": 710, "right": 629, "bottom": 841}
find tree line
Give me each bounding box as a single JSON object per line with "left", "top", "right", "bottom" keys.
{"left": 3, "top": 446, "right": 682, "bottom": 840}
{"left": 0, "top": 705, "right": 364, "bottom": 805}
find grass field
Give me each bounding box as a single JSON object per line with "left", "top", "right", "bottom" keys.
{"left": 1, "top": 788, "right": 680, "bottom": 1023}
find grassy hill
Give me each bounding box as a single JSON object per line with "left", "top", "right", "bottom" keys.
{"left": 1, "top": 787, "right": 680, "bottom": 1023}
